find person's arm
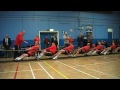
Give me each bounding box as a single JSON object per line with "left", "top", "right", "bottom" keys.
{"left": 45, "top": 45, "right": 54, "bottom": 50}
{"left": 19, "top": 34, "right": 28, "bottom": 44}
{"left": 26, "top": 47, "right": 32, "bottom": 51}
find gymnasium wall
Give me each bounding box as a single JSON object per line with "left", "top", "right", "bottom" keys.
{"left": 0, "top": 11, "right": 120, "bottom": 47}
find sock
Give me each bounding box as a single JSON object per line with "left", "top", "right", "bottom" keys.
{"left": 53, "top": 56, "right": 57, "bottom": 59}
{"left": 87, "top": 51, "right": 92, "bottom": 55}
{"left": 38, "top": 53, "right": 43, "bottom": 58}
{"left": 104, "top": 51, "right": 107, "bottom": 55}
{"left": 92, "top": 51, "right": 96, "bottom": 55}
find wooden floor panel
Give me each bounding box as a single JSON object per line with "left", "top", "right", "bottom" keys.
{"left": 0, "top": 54, "right": 120, "bottom": 79}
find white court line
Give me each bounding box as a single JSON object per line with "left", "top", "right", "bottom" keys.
{"left": 0, "top": 69, "right": 43, "bottom": 74}
{"left": 29, "top": 63, "right": 35, "bottom": 79}
{"left": 37, "top": 62, "right": 54, "bottom": 79}
{"left": 74, "top": 64, "right": 120, "bottom": 79}
{"left": 57, "top": 61, "right": 99, "bottom": 79}
{"left": 73, "top": 59, "right": 120, "bottom": 67}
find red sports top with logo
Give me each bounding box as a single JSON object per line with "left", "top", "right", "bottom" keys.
{"left": 14, "top": 32, "right": 24, "bottom": 46}
{"left": 94, "top": 45, "right": 103, "bottom": 51}
{"left": 64, "top": 44, "right": 74, "bottom": 53}
{"left": 110, "top": 44, "right": 116, "bottom": 50}
{"left": 34, "top": 37, "right": 40, "bottom": 44}
{"left": 27, "top": 45, "right": 39, "bottom": 56}
{"left": 82, "top": 46, "right": 90, "bottom": 52}
{"left": 45, "top": 44, "right": 57, "bottom": 54}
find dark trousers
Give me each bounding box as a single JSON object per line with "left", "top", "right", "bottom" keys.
{"left": 64, "top": 44, "right": 69, "bottom": 48}
{"left": 4, "top": 45, "right": 11, "bottom": 57}
{"left": 14, "top": 45, "right": 21, "bottom": 59}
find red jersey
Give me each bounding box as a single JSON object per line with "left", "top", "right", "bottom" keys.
{"left": 82, "top": 46, "right": 90, "bottom": 52}
{"left": 69, "top": 37, "right": 74, "bottom": 43}
{"left": 27, "top": 45, "right": 39, "bottom": 56}
{"left": 94, "top": 45, "right": 103, "bottom": 51}
{"left": 45, "top": 44, "right": 56, "bottom": 54}
{"left": 34, "top": 37, "right": 40, "bottom": 44}
{"left": 14, "top": 32, "right": 24, "bottom": 46}
{"left": 64, "top": 44, "right": 74, "bottom": 53}
{"left": 110, "top": 45, "right": 116, "bottom": 50}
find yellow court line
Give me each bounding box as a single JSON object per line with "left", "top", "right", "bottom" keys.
{"left": 44, "top": 61, "right": 69, "bottom": 79}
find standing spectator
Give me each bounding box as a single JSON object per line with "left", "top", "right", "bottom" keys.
{"left": 83, "top": 33, "right": 88, "bottom": 46}
{"left": 33, "top": 34, "right": 40, "bottom": 57}
{"left": 34, "top": 34, "right": 40, "bottom": 44}
{"left": 44, "top": 36, "right": 50, "bottom": 48}
{"left": 88, "top": 33, "right": 93, "bottom": 48}
{"left": 2, "top": 34, "right": 11, "bottom": 57}
{"left": 51, "top": 34, "right": 58, "bottom": 49}
{"left": 63, "top": 32, "right": 69, "bottom": 47}
{"left": 14, "top": 30, "right": 28, "bottom": 60}
{"left": 77, "top": 33, "right": 83, "bottom": 48}
{"left": 69, "top": 35, "right": 74, "bottom": 43}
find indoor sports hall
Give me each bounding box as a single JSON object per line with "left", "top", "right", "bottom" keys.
{"left": 0, "top": 11, "right": 120, "bottom": 79}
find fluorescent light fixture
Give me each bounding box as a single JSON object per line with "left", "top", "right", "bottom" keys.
{"left": 49, "top": 29, "right": 54, "bottom": 31}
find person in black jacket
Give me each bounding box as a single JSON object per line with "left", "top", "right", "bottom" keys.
{"left": 77, "top": 33, "right": 83, "bottom": 48}
{"left": 51, "top": 34, "right": 58, "bottom": 49}
{"left": 2, "top": 34, "right": 11, "bottom": 57}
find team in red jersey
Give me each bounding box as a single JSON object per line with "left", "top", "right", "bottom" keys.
{"left": 87, "top": 41, "right": 104, "bottom": 55}
{"left": 72, "top": 43, "right": 90, "bottom": 57}
{"left": 37, "top": 42, "right": 57, "bottom": 60}
{"left": 12, "top": 29, "right": 120, "bottom": 61}
{"left": 101, "top": 41, "right": 116, "bottom": 55}
{"left": 53, "top": 42, "right": 74, "bottom": 59}
{"left": 14, "top": 41, "right": 39, "bottom": 61}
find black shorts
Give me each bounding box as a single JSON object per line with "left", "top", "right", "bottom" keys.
{"left": 45, "top": 50, "right": 53, "bottom": 56}
{"left": 24, "top": 52, "right": 31, "bottom": 57}
{"left": 63, "top": 49, "right": 70, "bottom": 54}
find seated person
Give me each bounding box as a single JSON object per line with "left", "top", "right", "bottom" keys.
{"left": 87, "top": 41, "right": 104, "bottom": 55}
{"left": 73, "top": 43, "right": 90, "bottom": 57}
{"left": 37, "top": 42, "right": 57, "bottom": 60}
{"left": 14, "top": 41, "right": 39, "bottom": 61}
{"left": 113, "top": 46, "right": 120, "bottom": 53}
{"left": 52, "top": 42, "right": 74, "bottom": 60}
{"left": 101, "top": 41, "right": 116, "bottom": 55}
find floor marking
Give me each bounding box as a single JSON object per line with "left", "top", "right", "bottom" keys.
{"left": 14, "top": 63, "right": 19, "bottom": 79}
{"left": 37, "top": 62, "right": 54, "bottom": 79}
{"left": 0, "top": 69, "right": 43, "bottom": 73}
{"left": 57, "top": 61, "right": 99, "bottom": 79}
{"left": 29, "top": 63, "right": 35, "bottom": 79}
{"left": 44, "top": 61, "right": 69, "bottom": 79}
{"left": 73, "top": 59, "right": 120, "bottom": 67}
{"left": 75, "top": 64, "right": 120, "bottom": 79}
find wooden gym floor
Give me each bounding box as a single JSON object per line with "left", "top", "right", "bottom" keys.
{"left": 0, "top": 54, "right": 120, "bottom": 79}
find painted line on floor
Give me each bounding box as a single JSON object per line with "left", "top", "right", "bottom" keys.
{"left": 14, "top": 63, "right": 19, "bottom": 79}
{"left": 73, "top": 59, "right": 120, "bottom": 67}
{"left": 57, "top": 61, "right": 99, "bottom": 79}
{"left": 75, "top": 64, "right": 120, "bottom": 79}
{"left": 0, "top": 69, "right": 43, "bottom": 73}
{"left": 44, "top": 61, "right": 69, "bottom": 79}
{"left": 29, "top": 63, "right": 35, "bottom": 79}
{"left": 37, "top": 62, "right": 54, "bottom": 79}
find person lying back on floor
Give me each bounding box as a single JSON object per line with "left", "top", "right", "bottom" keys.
{"left": 37, "top": 42, "right": 57, "bottom": 60}
{"left": 87, "top": 41, "right": 104, "bottom": 55}
{"left": 14, "top": 41, "right": 39, "bottom": 61}
{"left": 101, "top": 41, "right": 116, "bottom": 55}
{"left": 72, "top": 43, "right": 90, "bottom": 57}
{"left": 52, "top": 42, "right": 74, "bottom": 60}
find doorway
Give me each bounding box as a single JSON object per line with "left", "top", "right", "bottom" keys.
{"left": 39, "top": 31, "right": 59, "bottom": 50}
{"left": 108, "top": 28, "right": 113, "bottom": 44}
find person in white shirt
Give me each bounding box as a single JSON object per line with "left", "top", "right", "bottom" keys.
{"left": 63, "top": 32, "right": 70, "bottom": 47}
